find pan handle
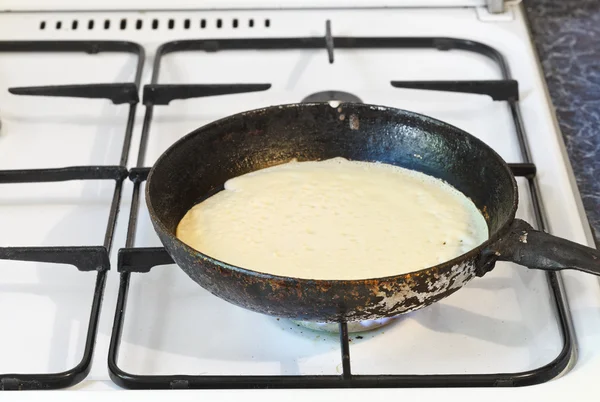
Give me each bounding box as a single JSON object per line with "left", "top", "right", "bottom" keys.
{"left": 491, "top": 218, "right": 600, "bottom": 275}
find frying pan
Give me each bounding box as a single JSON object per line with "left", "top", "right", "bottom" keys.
{"left": 145, "top": 103, "right": 600, "bottom": 323}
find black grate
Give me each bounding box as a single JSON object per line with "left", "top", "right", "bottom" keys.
{"left": 0, "top": 41, "right": 144, "bottom": 391}
{"left": 107, "top": 34, "right": 576, "bottom": 389}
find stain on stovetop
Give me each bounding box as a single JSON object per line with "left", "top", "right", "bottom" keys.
{"left": 526, "top": 0, "right": 600, "bottom": 244}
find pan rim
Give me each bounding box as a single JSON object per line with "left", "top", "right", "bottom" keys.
{"left": 145, "top": 101, "right": 519, "bottom": 284}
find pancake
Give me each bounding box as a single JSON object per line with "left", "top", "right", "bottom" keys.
{"left": 176, "top": 157, "right": 488, "bottom": 280}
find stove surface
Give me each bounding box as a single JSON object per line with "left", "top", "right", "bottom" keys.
{"left": 0, "top": 5, "right": 598, "bottom": 397}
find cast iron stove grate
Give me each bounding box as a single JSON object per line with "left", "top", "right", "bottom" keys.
{"left": 0, "top": 41, "right": 144, "bottom": 391}
{"left": 109, "top": 33, "right": 575, "bottom": 389}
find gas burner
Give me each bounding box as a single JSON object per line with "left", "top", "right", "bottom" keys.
{"left": 301, "top": 90, "right": 362, "bottom": 104}
{"left": 292, "top": 317, "right": 398, "bottom": 333}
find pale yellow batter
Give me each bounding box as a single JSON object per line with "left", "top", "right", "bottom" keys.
{"left": 176, "top": 157, "right": 488, "bottom": 280}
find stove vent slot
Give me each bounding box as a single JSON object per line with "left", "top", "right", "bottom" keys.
{"left": 38, "top": 17, "right": 271, "bottom": 31}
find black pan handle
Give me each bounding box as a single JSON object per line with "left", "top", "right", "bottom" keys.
{"left": 491, "top": 218, "right": 600, "bottom": 275}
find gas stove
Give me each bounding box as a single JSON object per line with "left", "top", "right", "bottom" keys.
{"left": 0, "top": 1, "right": 599, "bottom": 399}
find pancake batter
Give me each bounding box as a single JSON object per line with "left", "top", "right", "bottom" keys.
{"left": 176, "top": 157, "right": 488, "bottom": 280}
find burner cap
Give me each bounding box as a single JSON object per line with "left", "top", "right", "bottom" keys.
{"left": 301, "top": 90, "right": 362, "bottom": 104}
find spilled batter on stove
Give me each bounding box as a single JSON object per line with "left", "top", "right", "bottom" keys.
{"left": 176, "top": 157, "right": 489, "bottom": 280}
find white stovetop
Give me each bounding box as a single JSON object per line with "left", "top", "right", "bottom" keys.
{"left": 0, "top": 0, "right": 486, "bottom": 11}
{"left": 1, "top": 4, "right": 599, "bottom": 401}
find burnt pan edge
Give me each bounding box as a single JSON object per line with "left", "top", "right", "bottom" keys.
{"left": 145, "top": 102, "right": 518, "bottom": 322}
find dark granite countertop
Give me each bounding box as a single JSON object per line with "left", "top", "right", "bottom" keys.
{"left": 525, "top": 0, "right": 600, "bottom": 245}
